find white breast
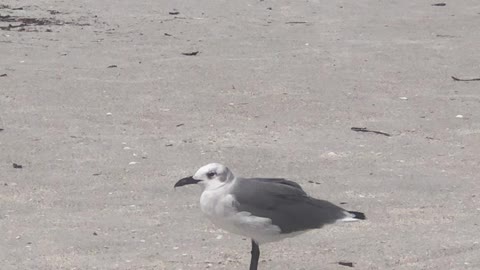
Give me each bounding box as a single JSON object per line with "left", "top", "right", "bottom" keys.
{"left": 199, "top": 185, "right": 285, "bottom": 244}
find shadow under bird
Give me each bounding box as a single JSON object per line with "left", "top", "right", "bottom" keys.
{"left": 174, "top": 163, "right": 366, "bottom": 270}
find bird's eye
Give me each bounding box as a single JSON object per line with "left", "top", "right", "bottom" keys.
{"left": 206, "top": 172, "right": 216, "bottom": 179}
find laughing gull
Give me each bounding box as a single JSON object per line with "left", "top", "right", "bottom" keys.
{"left": 174, "top": 163, "right": 366, "bottom": 270}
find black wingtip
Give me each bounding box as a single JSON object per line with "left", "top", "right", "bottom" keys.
{"left": 348, "top": 211, "right": 366, "bottom": 220}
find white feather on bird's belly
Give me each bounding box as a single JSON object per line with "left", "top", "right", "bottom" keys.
{"left": 200, "top": 189, "right": 287, "bottom": 244}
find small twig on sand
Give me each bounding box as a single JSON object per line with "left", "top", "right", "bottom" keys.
{"left": 285, "top": 21, "right": 307, "bottom": 24}
{"left": 338, "top": 261, "right": 354, "bottom": 267}
{"left": 351, "top": 127, "right": 391, "bottom": 137}
{"left": 182, "top": 51, "right": 199, "bottom": 56}
{"left": 451, "top": 76, "right": 480, "bottom": 82}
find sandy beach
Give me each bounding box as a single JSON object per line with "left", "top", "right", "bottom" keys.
{"left": 1, "top": 1, "right": 480, "bottom": 269}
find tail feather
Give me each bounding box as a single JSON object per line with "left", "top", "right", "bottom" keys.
{"left": 348, "top": 211, "right": 366, "bottom": 220}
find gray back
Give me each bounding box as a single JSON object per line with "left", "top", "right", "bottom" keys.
{"left": 232, "top": 178, "right": 347, "bottom": 234}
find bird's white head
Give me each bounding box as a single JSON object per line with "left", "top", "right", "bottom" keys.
{"left": 174, "top": 163, "right": 235, "bottom": 190}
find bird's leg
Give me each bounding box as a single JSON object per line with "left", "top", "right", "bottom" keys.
{"left": 249, "top": 239, "right": 260, "bottom": 270}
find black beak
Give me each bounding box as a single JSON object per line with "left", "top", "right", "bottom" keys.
{"left": 174, "top": 176, "right": 201, "bottom": 188}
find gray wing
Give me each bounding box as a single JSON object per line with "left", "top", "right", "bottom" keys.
{"left": 248, "top": 177, "right": 304, "bottom": 191}
{"left": 232, "top": 178, "right": 348, "bottom": 234}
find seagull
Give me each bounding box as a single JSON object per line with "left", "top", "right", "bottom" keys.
{"left": 174, "top": 163, "right": 366, "bottom": 270}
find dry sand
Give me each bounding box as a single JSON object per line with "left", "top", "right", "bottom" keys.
{"left": 1, "top": 0, "right": 480, "bottom": 269}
